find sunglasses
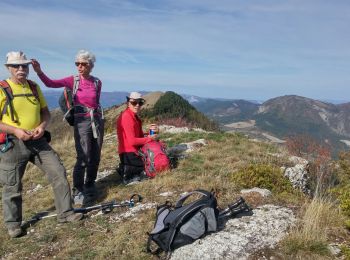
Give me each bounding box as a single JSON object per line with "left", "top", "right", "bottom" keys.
{"left": 75, "top": 62, "right": 89, "bottom": 67}
{"left": 129, "top": 99, "right": 145, "bottom": 106}
{"left": 9, "top": 64, "right": 29, "bottom": 69}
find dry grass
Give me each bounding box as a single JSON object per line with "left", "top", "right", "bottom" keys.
{"left": 0, "top": 127, "right": 348, "bottom": 259}
{"left": 281, "top": 195, "right": 345, "bottom": 258}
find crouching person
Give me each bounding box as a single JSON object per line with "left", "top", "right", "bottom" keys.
{"left": 0, "top": 51, "right": 83, "bottom": 238}
{"left": 116, "top": 92, "right": 158, "bottom": 184}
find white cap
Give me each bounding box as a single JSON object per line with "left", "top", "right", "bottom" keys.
{"left": 5, "top": 51, "right": 31, "bottom": 65}
{"left": 127, "top": 92, "right": 143, "bottom": 100}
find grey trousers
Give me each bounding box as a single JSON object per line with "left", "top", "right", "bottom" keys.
{"left": 72, "top": 115, "right": 104, "bottom": 193}
{"left": 0, "top": 137, "right": 73, "bottom": 229}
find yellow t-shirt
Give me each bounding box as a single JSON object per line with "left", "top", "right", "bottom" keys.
{"left": 0, "top": 79, "right": 47, "bottom": 130}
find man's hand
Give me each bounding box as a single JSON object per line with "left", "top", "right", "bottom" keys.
{"left": 13, "top": 128, "right": 33, "bottom": 141}
{"left": 32, "top": 126, "right": 45, "bottom": 140}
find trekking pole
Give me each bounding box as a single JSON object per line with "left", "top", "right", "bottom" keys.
{"left": 218, "top": 197, "right": 251, "bottom": 220}
{"left": 74, "top": 193, "right": 143, "bottom": 214}
{"left": 23, "top": 194, "right": 143, "bottom": 226}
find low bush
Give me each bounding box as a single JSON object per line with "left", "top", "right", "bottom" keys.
{"left": 331, "top": 152, "right": 350, "bottom": 217}
{"left": 231, "top": 164, "right": 294, "bottom": 194}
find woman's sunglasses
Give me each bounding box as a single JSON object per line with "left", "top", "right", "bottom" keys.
{"left": 75, "top": 62, "right": 89, "bottom": 67}
{"left": 129, "top": 99, "right": 145, "bottom": 106}
{"left": 9, "top": 64, "right": 29, "bottom": 69}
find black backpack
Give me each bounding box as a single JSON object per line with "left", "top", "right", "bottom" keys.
{"left": 147, "top": 190, "right": 218, "bottom": 254}
{"left": 147, "top": 190, "right": 250, "bottom": 257}
{"left": 58, "top": 75, "right": 99, "bottom": 126}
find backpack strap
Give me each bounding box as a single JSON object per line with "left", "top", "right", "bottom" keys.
{"left": 72, "top": 75, "right": 80, "bottom": 99}
{"left": 92, "top": 76, "right": 101, "bottom": 105}
{"left": 0, "top": 80, "right": 17, "bottom": 123}
{"left": 71, "top": 75, "right": 101, "bottom": 106}
{"left": 27, "top": 80, "right": 40, "bottom": 100}
{"left": 0, "top": 80, "right": 40, "bottom": 123}
{"left": 175, "top": 190, "right": 212, "bottom": 208}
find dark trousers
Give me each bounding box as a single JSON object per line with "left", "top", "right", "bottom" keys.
{"left": 119, "top": 152, "right": 144, "bottom": 179}
{"left": 73, "top": 115, "right": 104, "bottom": 193}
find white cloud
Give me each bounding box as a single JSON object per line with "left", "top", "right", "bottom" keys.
{"left": 0, "top": 0, "right": 350, "bottom": 100}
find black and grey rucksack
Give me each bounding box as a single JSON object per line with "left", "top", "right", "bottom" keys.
{"left": 147, "top": 189, "right": 250, "bottom": 257}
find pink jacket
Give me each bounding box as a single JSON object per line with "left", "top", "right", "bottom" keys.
{"left": 38, "top": 72, "right": 102, "bottom": 109}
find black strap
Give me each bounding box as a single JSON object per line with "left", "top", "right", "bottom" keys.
{"left": 175, "top": 189, "right": 212, "bottom": 208}
{"left": 146, "top": 235, "right": 161, "bottom": 255}
{"left": 0, "top": 81, "right": 17, "bottom": 123}
{"left": 27, "top": 80, "right": 39, "bottom": 100}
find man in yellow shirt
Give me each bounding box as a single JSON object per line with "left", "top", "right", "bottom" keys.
{"left": 0, "top": 51, "right": 83, "bottom": 238}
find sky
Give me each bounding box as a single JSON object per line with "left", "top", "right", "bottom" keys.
{"left": 0, "top": 0, "right": 350, "bottom": 101}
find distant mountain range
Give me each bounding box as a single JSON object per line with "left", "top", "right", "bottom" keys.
{"left": 43, "top": 91, "right": 350, "bottom": 154}
{"left": 43, "top": 90, "right": 147, "bottom": 109}
{"left": 188, "top": 94, "right": 350, "bottom": 154}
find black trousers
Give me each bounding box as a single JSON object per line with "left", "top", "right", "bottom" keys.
{"left": 73, "top": 115, "right": 104, "bottom": 192}
{"left": 118, "top": 152, "right": 144, "bottom": 179}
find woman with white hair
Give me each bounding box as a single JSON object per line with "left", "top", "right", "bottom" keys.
{"left": 32, "top": 50, "right": 104, "bottom": 206}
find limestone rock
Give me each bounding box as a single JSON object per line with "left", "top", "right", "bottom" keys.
{"left": 240, "top": 187, "right": 272, "bottom": 197}
{"left": 284, "top": 164, "right": 310, "bottom": 194}
{"left": 168, "top": 139, "right": 207, "bottom": 157}
{"left": 171, "top": 205, "right": 296, "bottom": 260}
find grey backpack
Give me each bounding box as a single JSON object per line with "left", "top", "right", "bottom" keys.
{"left": 147, "top": 190, "right": 219, "bottom": 254}
{"left": 147, "top": 190, "right": 251, "bottom": 257}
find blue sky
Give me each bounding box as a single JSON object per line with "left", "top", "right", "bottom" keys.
{"left": 1, "top": 0, "right": 350, "bottom": 101}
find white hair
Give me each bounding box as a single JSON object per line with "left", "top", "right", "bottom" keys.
{"left": 75, "top": 50, "right": 96, "bottom": 66}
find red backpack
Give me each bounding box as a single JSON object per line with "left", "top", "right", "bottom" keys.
{"left": 140, "top": 140, "right": 170, "bottom": 178}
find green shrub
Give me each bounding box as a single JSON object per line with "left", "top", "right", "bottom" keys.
{"left": 331, "top": 152, "right": 350, "bottom": 217}
{"left": 339, "top": 189, "right": 350, "bottom": 217}
{"left": 231, "top": 164, "right": 294, "bottom": 193}
{"left": 345, "top": 219, "right": 350, "bottom": 230}
{"left": 340, "top": 245, "right": 350, "bottom": 259}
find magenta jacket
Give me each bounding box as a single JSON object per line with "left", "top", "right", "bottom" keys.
{"left": 38, "top": 72, "right": 102, "bottom": 109}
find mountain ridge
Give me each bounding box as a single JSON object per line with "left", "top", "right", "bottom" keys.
{"left": 43, "top": 91, "right": 350, "bottom": 154}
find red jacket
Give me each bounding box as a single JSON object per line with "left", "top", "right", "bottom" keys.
{"left": 116, "top": 108, "right": 152, "bottom": 154}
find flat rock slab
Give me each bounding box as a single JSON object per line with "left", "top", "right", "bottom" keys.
{"left": 171, "top": 204, "right": 296, "bottom": 260}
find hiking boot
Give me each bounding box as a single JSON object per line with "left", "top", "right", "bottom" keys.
{"left": 123, "top": 176, "right": 141, "bottom": 186}
{"left": 116, "top": 164, "right": 124, "bottom": 178}
{"left": 8, "top": 226, "right": 22, "bottom": 238}
{"left": 73, "top": 191, "right": 85, "bottom": 206}
{"left": 57, "top": 212, "right": 84, "bottom": 223}
{"left": 138, "top": 171, "right": 150, "bottom": 181}
{"left": 84, "top": 183, "right": 97, "bottom": 197}
{"left": 83, "top": 193, "right": 96, "bottom": 206}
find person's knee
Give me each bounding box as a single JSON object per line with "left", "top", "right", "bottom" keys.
{"left": 52, "top": 174, "right": 69, "bottom": 189}
{"left": 76, "top": 157, "right": 87, "bottom": 168}
{"left": 87, "top": 156, "right": 100, "bottom": 167}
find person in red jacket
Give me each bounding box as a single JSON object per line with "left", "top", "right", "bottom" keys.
{"left": 116, "top": 92, "right": 158, "bottom": 184}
